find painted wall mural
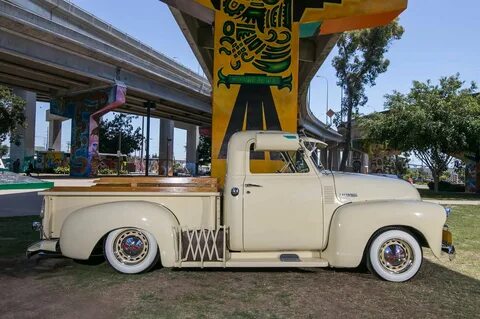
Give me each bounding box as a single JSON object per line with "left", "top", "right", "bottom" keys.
{"left": 51, "top": 85, "right": 126, "bottom": 177}
{"left": 464, "top": 153, "right": 480, "bottom": 193}
{"left": 196, "top": 0, "right": 407, "bottom": 184}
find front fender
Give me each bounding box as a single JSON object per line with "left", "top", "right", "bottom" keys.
{"left": 60, "top": 201, "right": 179, "bottom": 267}
{"left": 323, "top": 200, "right": 446, "bottom": 268}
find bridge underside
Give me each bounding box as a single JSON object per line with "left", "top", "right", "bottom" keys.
{"left": 163, "top": 0, "right": 343, "bottom": 143}
{"left": 0, "top": 0, "right": 212, "bottom": 126}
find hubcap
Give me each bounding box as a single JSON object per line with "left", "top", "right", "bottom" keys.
{"left": 113, "top": 229, "right": 149, "bottom": 265}
{"left": 378, "top": 238, "right": 414, "bottom": 274}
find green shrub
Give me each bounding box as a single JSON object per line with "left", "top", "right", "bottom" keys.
{"left": 53, "top": 166, "right": 70, "bottom": 175}
{"left": 428, "top": 181, "right": 465, "bottom": 192}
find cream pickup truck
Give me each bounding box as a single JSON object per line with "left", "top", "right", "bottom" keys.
{"left": 28, "top": 131, "right": 455, "bottom": 282}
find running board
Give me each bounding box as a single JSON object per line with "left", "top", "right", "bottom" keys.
{"left": 225, "top": 257, "right": 328, "bottom": 268}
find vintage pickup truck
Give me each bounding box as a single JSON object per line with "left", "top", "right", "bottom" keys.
{"left": 28, "top": 131, "right": 455, "bottom": 282}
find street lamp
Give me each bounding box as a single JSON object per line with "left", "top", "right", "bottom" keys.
{"left": 316, "top": 75, "right": 329, "bottom": 123}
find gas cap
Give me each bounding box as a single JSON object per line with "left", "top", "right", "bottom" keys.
{"left": 231, "top": 187, "right": 240, "bottom": 197}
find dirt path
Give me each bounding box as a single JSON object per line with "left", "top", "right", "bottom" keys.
{"left": 1, "top": 254, "right": 479, "bottom": 319}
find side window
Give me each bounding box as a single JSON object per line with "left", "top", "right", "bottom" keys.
{"left": 249, "top": 144, "right": 310, "bottom": 174}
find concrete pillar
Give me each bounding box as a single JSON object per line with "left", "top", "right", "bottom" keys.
{"left": 46, "top": 110, "right": 65, "bottom": 151}
{"left": 10, "top": 89, "right": 36, "bottom": 172}
{"left": 159, "top": 118, "right": 174, "bottom": 176}
{"left": 185, "top": 125, "right": 199, "bottom": 176}
{"left": 320, "top": 149, "right": 328, "bottom": 169}
{"left": 330, "top": 148, "right": 341, "bottom": 171}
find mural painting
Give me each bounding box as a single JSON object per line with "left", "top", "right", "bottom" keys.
{"left": 51, "top": 85, "right": 126, "bottom": 177}
{"left": 464, "top": 154, "right": 480, "bottom": 193}
{"left": 196, "top": 0, "right": 407, "bottom": 184}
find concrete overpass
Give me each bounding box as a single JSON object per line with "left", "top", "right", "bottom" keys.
{"left": 0, "top": 0, "right": 212, "bottom": 126}
{"left": 0, "top": 0, "right": 343, "bottom": 175}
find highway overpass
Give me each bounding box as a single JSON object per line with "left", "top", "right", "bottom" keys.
{"left": 0, "top": 0, "right": 212, "bottom": 126}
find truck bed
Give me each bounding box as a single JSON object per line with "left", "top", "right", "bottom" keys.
{"left": 40, "top": 177, "right": 221, "bottom": 239}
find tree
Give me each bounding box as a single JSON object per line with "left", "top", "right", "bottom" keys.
{"left": 361, "top": 75, "right": 480, "bottom": 192}
{"left": 197, "top": 135, "right": 211, "bottom": 166}
{"left": 0, "top": 145, "right": 8, "bottom": 158}
{"left": 332, "top": 21, "right": 404, "bottom": 171}
{"left": 0, "top": 85, "right": 26, "bottom": 144}
{"left": 99, "top": 113, "right": 143, "bottom": 155}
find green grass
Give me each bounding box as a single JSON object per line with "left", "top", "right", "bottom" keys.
{"left": 418, "top": 188, "right": 480, "bottom": 200}
{"left": 1, "top": 208, "right": 479, "bottom": 318}
{"left": 435, "top": 205, "right": 480, "bottom": 279}
{"left": 0, "top": 215, "right": 40, "bottom": 256}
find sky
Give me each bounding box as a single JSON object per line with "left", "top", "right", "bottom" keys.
{"left": 32, "top": 0, "right": 480, "bottom": 160}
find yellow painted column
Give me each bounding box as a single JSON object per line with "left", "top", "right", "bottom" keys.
{"left": 196, "top": 0, "right": 407, "bottom": 185}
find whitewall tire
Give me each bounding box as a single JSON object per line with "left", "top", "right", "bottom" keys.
{"left": 367, "top": 229, "right": 422, "bottom": 282}
{"left": 104, "top": 228, "right": 159, "bottom": 274}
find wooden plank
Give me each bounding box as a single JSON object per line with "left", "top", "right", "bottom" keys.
{"left": 95, "top": 177, "right": 217, "bottom": 186}
{"left": 44, "top": 186, "right": 218, "bottom": 193}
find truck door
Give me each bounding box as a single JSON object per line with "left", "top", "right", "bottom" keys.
{"left": 243, "top": 149, "right": 324, "bottom": 251}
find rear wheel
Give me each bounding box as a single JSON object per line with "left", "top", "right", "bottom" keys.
{"left": 104, "top": 228, "right": 159, "bottom": 274}
{"left": 367, "top": 229, "right": 422, "bottom": 282}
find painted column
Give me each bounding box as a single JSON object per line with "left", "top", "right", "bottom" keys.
{"left": 50, "top": 85, "right": 126, "bottom": 177}
{"left": 185, "top": 125, "right": 199, "bottom": 176}
{"left": 10, "top": 89, "right": 36, "bottom": 172}
{"left": 195, "top": 0, "right": 408, "bottom": 186}
{"left": 159, "top": 118, "right": 174, "bottom": 176}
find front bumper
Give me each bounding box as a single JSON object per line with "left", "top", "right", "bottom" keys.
{"left": 26, "top": 240, "right": 61, "bottom": 258}
{"left": 442, "top": 226, "right": 456, "bottom": 261}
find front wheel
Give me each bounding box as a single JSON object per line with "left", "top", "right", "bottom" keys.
{"left": 104, "top": 228, "right": 159, "bottom": 274}
{"left": 367, "top": 229, "right": 422, "bottom": 282}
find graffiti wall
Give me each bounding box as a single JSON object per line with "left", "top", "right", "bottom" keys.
{"left": 196, "top": 0, "right": 407, "bottom": 185}
{"left": 35, "top": 151, "right": 69, "bottom": 172}
{"left": 51, "top": 85, "right": 126, "bottom": 177}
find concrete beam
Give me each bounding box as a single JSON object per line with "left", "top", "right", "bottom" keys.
{"left": 5, "top": 0, "right": 210, "bottom": 93}
{"left": 0, "top": 28, "right": 211, "bottom": 114}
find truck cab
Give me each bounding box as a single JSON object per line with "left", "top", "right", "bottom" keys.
{"left": 28, "top": 131, "right": 455, "bottom": 282}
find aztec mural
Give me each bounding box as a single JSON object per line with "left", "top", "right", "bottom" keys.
{"left": 51, "top": 85, "right": 126, "bottom": 177}
{"left": 196, "top": 0, "right": 407, "bottom": 183}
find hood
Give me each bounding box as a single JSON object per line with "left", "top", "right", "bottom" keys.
{"left": 332, "top": 172, "right": 421, "bottom": 203}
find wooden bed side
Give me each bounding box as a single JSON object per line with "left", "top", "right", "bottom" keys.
{"left": 45, "top": 177, "right": 219, "bottom": 193}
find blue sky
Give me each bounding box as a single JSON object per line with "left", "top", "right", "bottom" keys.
{"left": 33, "top": 0, "right": 479, "bottom": 159}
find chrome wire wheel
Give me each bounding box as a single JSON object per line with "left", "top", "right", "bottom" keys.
{"left": 113, "top": 229, "right": 150, "bottom": 265}
{"left": 378, "top": 238, "right": 414, "bottom": 274}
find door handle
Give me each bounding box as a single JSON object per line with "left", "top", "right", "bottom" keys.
{"left": 245, "top": 183, "right": 262, "bottom": 188}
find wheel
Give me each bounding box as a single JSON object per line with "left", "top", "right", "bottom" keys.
{"left": 104, "top": 228, "right": 159, "bottom": 274}
{"left": 367, "top": 229, "right": 422, "bottom": 282}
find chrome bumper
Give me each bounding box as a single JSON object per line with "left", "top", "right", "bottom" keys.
{"left": 26, "top": 240, "right": 61, "bottom": 258}
{"left": 441, "top": 244, "right": 456, "bottom": 261}
{"left": 442, "top": 225, "right": 456, "bottom": 261}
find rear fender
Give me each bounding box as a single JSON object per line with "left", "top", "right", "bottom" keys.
{"left": 60, "top": 201, "right": 179, "bottom": 267}
{"left": 323, "top": 200, "right": 446, "bottom": 268}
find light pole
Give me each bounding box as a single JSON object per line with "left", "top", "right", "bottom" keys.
{"left": 316, "top": 75, "right": 329, "bottom": 123}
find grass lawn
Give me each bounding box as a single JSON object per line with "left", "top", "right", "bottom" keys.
{"left": 418, "top": 188, "right": 480, "bottom": 200}
{"left": 1, "top": 207, "right": 479, "bottom": 318}
{"left": 0, "top": 215, "right": 40, "bottom": 256}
